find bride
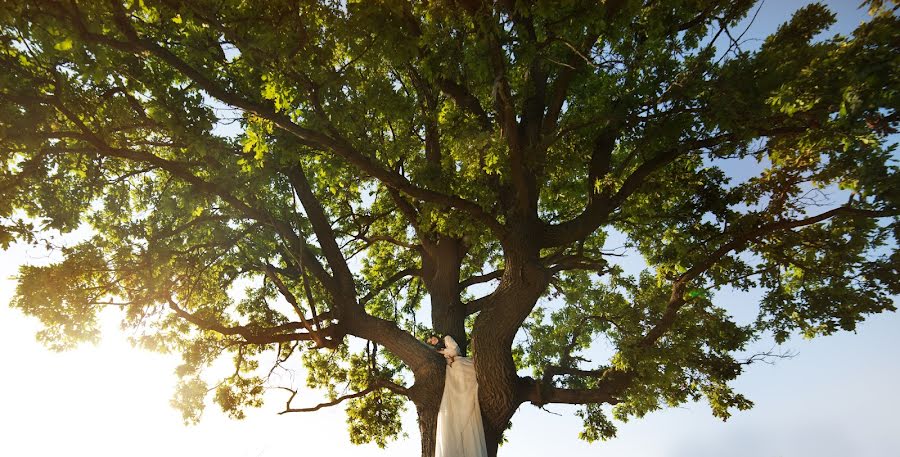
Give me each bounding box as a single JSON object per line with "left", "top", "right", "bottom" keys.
{"left": 427, "top": 334, "right": 488, "bottom": 457}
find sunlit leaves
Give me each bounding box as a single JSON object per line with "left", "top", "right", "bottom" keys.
{"left": 755, "top": 216, "right": 897, "bottom": 343}
{"left": 576, "top": 404, "right": 617, "bottom": 442}
{"left": 171, "top": 376, "right": 208, "bottom": 425}
{"left": 345, "top": 390, "right": 407, "bottom": 447}
{"left": 214, "top": 375, "right": 266, "bottom": 420}
{"left": 0, "top": 0, "right": 897, "bottom": 450}
{"left": 12, "top": 243, "right": 114, "bottom": 350}
{"left": 54, "top": 38, "right": 73, "bottom": 51}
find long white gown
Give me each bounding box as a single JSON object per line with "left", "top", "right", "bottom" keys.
{"left": 435, "top": 335, "right": 488, "bottom": 457}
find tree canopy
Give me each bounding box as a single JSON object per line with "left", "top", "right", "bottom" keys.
{"left": 1, "top": 1, "right": 897, "bottom": 456}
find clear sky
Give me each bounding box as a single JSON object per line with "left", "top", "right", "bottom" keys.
{"left": 1, "top": 1, "right": 898, "bottom": 456}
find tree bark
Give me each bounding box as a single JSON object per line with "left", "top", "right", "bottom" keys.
{"left": 410, "top": 356, "right": 446, "bottom": 457}
{"left": 421, "top": 235, "right": 468, "bottom": 353}
{"left": 484, "top": 423, "right": 503, "bottom": 457}
{"left": 419, "top": 226, "right": 548, "bottom": 457}
{"left": 472, "top": 226, "right": 549, "bottom": 456}
{"left": 417, "top": 402, "right": 440, "bottom": 457}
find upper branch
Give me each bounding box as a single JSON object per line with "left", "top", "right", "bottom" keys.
{"left": 640, "top": 205, "right": 899, "bottom": 347}
{"left": 167, "top": 298, "right": 335, "bottom": 345}
{"left": 538, "top": 132, "right": 734, "bottom": 248}
{"left": 69, "top": 2, "right": 504, "bottom": 236}
{"left": 285, "top": 163, "right": 355, "bottom": 293}
{"left": 360, "top": 267, "right": 423, "bottom": 306}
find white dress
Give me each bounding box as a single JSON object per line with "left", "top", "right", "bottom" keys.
{"left": 435, "top": 335, "right": 488, "bottom": 457}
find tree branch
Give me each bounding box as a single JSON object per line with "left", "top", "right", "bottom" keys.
{"left": 85, "top": 3, "right": 504, "bottom": 235}
{"left": 285, "top": 163, "right": 355, "bottom": 292}
{"left": 360, "top": 267, "right": 423, "bottom": 305}
{"left": 278, "top": 378, "right": 409, "bottom": 414}
{"left": 459, "top": 269, "right": 504, "bottom": 289}
{"left": 539, "top": 132, "right": 735, "bottom": 248}
{"left": 522, "top": 369, "right": 635, "bottom": 407}
{"left": 640, "top": 205, "right": 899, "bottom": 347}
{"left": 263, "top": 264, "right": 326, "bottom": 347}
{"left": 166, "top": 297, "right": 336, "bottom": 345}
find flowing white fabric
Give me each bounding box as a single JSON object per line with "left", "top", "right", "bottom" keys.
{"left": 435, "top": 335, "right": 488, "bottom": 457}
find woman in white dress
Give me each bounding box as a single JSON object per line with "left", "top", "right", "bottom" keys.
{"left": 429, "top": 334, "right": 488, "bottom": 457}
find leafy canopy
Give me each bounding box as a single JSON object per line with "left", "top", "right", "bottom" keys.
{"left": 1, "top": 0, "right": 897, "bottom": 450}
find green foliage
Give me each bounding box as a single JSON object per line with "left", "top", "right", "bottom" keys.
{"left": 343, "top": 346, "right": 408, "bottom": 446}
{"left": 345, "top": 389, "right": 407, "bottom": 447}
{"left": 577, "top": 404, "right": 618, "bottom": 442}
{"left": 13, "top": 243, "right": 112, "bottom": 350}
{"left": 171, "top": 376, "right": 208, "bottom": 425}
{"left": 0, "top": 0, "right": 897, "bottom": 449}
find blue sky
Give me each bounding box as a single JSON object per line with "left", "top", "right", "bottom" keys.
{"left": 1, "top": 1, "right": 897, "bottom": 456}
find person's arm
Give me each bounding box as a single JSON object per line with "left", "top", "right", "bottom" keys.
{"left": 441, "top": 335, "right": 460, "bottom": 365}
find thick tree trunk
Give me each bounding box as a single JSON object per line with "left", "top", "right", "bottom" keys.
{"left": 421, "top": 236, "right": 468, "bottom": 353}
{"left": 409, "top": 354, "right": 446, "bottom": 457}
{"left": 484, "top": 423, "right": 502, "bottom": 457}
{"left": 471, "top": 227, "right": 550, "bottom": 457}
{"left": 417, "top": 402, "right": 440, "bottom": 457}
{"left": 417, "top": 227, "right": 548, "bottom": 457}
{"left": 415, "top": 362, "right": 510, "bottom": 457}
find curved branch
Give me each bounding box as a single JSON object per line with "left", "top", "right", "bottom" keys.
{"left": 166, "top": 298, "right": 337, "bottom": 346}
{"left": 360, "top": 267, "right": 423, "bottom": 305}
{"left": 81, "top": 4, "right": 504, "bottom": 236}
{"left": 39, "top": 112, "right": 339, "bottom": 299}
{"left": 538, "top": 132, "right": 735, "bottom": 248}
{"left": 459, "top": 269, "right": 504, "bottom": 289}
{"left": 278, "top": 378, "right": 409, "bottom": 414}
{"left": 640, "top": 205, "right": 899, "bottom": 347}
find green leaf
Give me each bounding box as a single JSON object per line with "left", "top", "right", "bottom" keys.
{"left": 54, "top": 38, "right": 73, "bottom": 51}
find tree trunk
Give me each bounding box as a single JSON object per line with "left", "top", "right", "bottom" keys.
{"left": 471, "top": 228, "right": 549, "bottom": 457}
{"left": 417, "top": 402, "right": 440, "bottom": 457}
{"left": 409, "top": 355, "right": 446, "bottom": 457}
{"left": 416, "top": 366, "right": 508, "bottom": 457}
{"left": 421, "top": 235, "right": 468, "bottom": 353}
{"left": 484, "top": 423, "right": 502, "bottom": 457}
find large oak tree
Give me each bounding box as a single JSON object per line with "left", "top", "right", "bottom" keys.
{"left": 1, "top": 1, "right": 897, "bottom": 455}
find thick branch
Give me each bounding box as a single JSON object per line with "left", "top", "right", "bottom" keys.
{"left": 285, "top": 163, "right": 355, "bottom": 291}
{"left": 542, "top": 33, "right": 601, "bottom": 134}
{"left": 435, "top": 78, "right": 492, "bottom": 131}
{"left": 166, "top": 298, "right": 335, "bottom": 345}
{"left": 464, "top": 294, "right": 492, "bottom": 316}
{"left": 522, "top": 369, "right": 635, "bottom": 407}
{"left": 459, "top": 269, "right": 504, "bottom": 289}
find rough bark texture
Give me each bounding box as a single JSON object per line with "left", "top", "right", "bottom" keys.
{"left": 471, "top": 227, "right": 550, "bottom": 457}
{"left": 422, "top": 236, "right": 468, "bottom": 354}
{"left": 416, "top": 403, "right": 440, "bottom": 457}
{"left": 408, "top": 354, "right": 446, "bottom": 457}
{"left": 414, "top": 230, "right": 554, "bottom": 457}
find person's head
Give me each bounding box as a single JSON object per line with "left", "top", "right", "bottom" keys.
{"left": 426, "top": 334, "right": 440, "bottom": 345}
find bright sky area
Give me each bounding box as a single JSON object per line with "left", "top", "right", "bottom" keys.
{"left": 1, "top": 1, "right": 898, "bottom": 456}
